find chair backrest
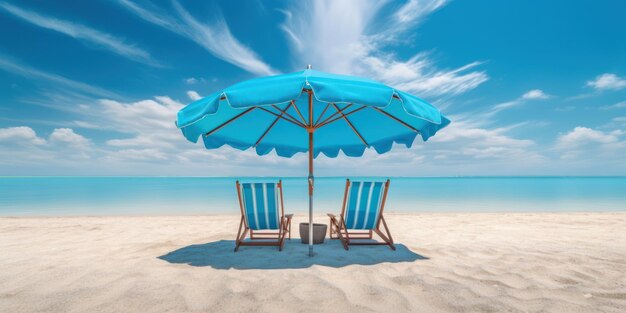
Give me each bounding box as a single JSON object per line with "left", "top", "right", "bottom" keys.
{"left": 236, "top": 181, "right": 283, "bottom": 230}
{"left": 342, "top": 180, "right": 390, "bottom": 230}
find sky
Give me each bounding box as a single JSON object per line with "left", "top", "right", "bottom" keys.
{"left": 1, "top": 0, "right": 626, "bottom": 176}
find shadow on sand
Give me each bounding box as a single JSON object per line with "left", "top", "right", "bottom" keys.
{"left": 158, "top": 239, "right": 427, "bottom": 270}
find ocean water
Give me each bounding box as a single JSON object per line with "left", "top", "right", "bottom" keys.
{"left": 0, "top": 177, "right": 624, "bottom": 216}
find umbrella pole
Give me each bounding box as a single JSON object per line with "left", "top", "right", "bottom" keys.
{"left": 308, "top": 132, "right": 314, "bottom": 256}
{"left": 308, "top": 89, "right": 314, "bottom": 257}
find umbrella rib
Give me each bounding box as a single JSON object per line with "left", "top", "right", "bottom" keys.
{"left": 313, "top": 103, "right": 331, "bottom": 126}
{"left": 331, "top": 103, "right": 369, "bottom": 147}
{"left": 258, "top": 107, "right": 306, "bottom": 128}
{"left": 254, "top": 103, "right": 292, "bottom": 147}
{"left": 316, "top": 103, "right": 353, "bottom": 126}
{"left": 316, "top": 106, "right": 367, "bottom": 128}
{"left": 371, "top": 107, "right": 419, "bottom": 133}
{"left": 289, "top": 100, "right": 308, "bottom": 126}
{"left": 204, "top": 107, "right": 256, "bottom": 137}
{"left": 271, "top": 104, "right": 305, "bottom": 127}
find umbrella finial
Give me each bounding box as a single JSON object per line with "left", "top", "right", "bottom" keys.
{"left": 306, "top": 64, "right": 312, "bottom": 69}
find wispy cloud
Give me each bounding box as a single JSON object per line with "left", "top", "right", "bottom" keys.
{"left": 489, "top": 89, "right": 550, "bottom": 115}
{"left": 280, "top": 0, "right": 487, "bottom": 97}
{"left": 0, "top": 55, "right": 119, "bottom": 98}
{"left": 600, "top": 101, "right": 626, "bottom": 110}
{"left": 117, "top": 0, "right": 276, "bottom": 76}
{"left": 0, "top": 1, "right": 159, "bottom": 66}
{"left": 587, "top": 73, "right": 626, "bottom": 91}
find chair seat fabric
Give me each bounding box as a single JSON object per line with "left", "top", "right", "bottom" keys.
{"left": 239, "top": 182, "right": 280, "bottom": 230}
{"left": 344, "top": 181, "right": 386, "bottom": 230}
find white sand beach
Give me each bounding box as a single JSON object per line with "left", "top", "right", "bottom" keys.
{"left": 1, "top": 213, "right": 625, "bottom": 312}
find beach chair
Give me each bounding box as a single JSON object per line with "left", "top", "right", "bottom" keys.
{"left": 234, "top": 180, "right": 293, "bottom": 252}
{"left": 327, "top": 179, "right": 395, "bottom": 250}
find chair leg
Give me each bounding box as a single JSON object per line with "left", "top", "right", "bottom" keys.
{"left": 278, "top": 218, "right": 287, "bottom": 250}
{"left": 287, "top": 217, "right": 292, "bottom": 240}
{"left": 235, "top": 217, "right": 243, "bottom": 252}
{"left": 329, "top": 216, "right": 337, "bottom": 239}
{"left": 378, "top": 216, "right": 396, "bottom": 251}
{"left": 277, "top": 215, "right": 293, "bottom": 251}
{"left": 332, "top": 217, "right": 349, "bottom": 250}
{"left": 278, "top": 232, "right": 285, "bottom": 251}
{"left": 340, "top": 217, "right": 351, "bottom": 246}
{"left": 283, "top": 215, "right": 292, "bottom": 240}
{"left": 235, "top": 217, "right": 248, "bottom": 252}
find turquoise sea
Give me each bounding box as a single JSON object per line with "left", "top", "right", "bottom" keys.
{"left": 0, "top": 177, "right": 624, "bottom": 216}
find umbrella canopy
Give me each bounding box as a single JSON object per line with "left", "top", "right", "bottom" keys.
{"left": 176, "top": 68, "right": 450, "bottom": 256}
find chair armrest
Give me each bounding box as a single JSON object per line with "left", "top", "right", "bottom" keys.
{"left": 327, "top": 213, "right": 336, "bottom": 218}
{"left": 285, "top": 214, "right": 294, "bottom": 219}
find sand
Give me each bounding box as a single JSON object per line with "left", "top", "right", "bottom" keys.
{"left": 0, "top": 213, "right": 624, "bottom": 313}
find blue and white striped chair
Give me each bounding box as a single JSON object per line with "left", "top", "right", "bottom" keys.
{"left": 327, "top": 179, "right": 395, "bottom": 250}
{"left": 235, "top": 180, "right": 293, "bottom": 252}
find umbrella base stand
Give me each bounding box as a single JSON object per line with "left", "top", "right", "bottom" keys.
{"left": 299, "top": 223, "right": 327, "bottom": 244}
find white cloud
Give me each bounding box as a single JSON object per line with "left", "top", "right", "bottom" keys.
{"left": 280, "top": 0, "right": 487, "bottom": 97}
{"left": 94, "top": 97, "right": 193, "bottom": 155}
{"left": 118, "top": 0, "right": 276, "bottom": 75}
{"left": 0, "top": 126, "right": 95, "bottom": 168}
{"left": 185, "top": 77, "right": 198, "bottom": 84}
{"left": 0, "top": 2, "right": 158, "bottom": 66}
{"left": 557, "top": 127, "right": 618, "bottom": 148}
{"left": 521, "top": 89, "right": 550, "bottom": 100}
{"left": 555, "top": 126, "right": 626, "bottom": 161}
{"left": 98, "top": 97, "right": 183, "bottom": 131}
{"left": 49, "top": 128, "right": 91, "bottom": 147}
{"left": 186, "top": 90, "right": 201, "bottom": 101}
{"left": 586, "top": 73, "right": 626, "bottom": 91}
{"left": 0, "top": 126, "right": 46, "bottom": 145}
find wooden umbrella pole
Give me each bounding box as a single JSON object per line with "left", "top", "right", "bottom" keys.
{"left": 307, "top": 89, "right": 315, "bottom": 257}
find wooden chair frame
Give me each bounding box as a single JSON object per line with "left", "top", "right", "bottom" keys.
{"left": 234, "top": 180, "right": 293, "bottom": 252}
{"left": 327, "top": 179, "right": 395, "bottom": 250}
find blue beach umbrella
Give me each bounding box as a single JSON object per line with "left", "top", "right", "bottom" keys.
{"left": 176, "top": 66, "right": 450, "bottom": 256}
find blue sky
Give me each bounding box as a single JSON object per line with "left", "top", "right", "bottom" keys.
{"left": 1, "top": 0, "right": 625, "bottom": 176}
